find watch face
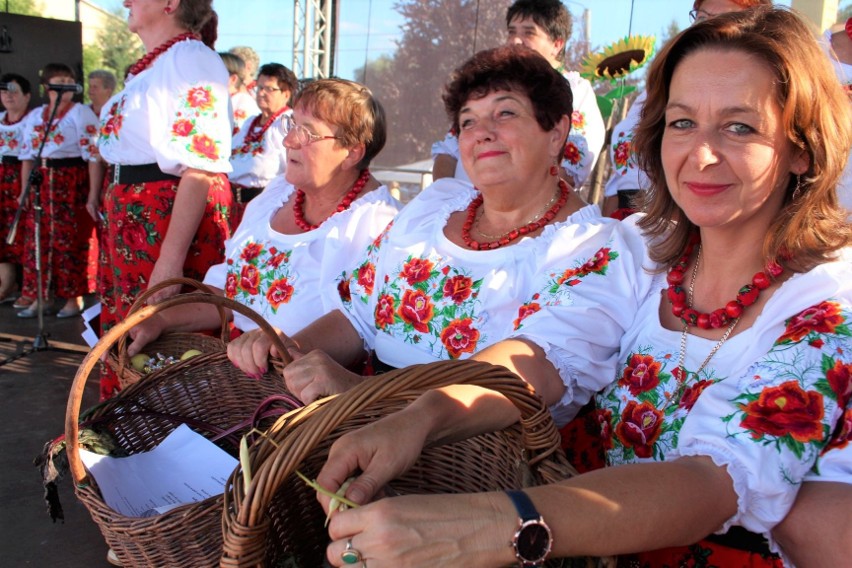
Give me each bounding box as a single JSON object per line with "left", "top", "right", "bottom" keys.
{"left": 517, "top": 520, "right": 552, "bottom": 563}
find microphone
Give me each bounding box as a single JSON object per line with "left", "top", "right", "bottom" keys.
{"left": 0, "top": 82, "right": 18, "bottom": 92}
{"left": 46, "top": 83, "right": 84, "bottom": 94}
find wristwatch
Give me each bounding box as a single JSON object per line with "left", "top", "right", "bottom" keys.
{"left": 505, "top": 489, "right": 553, "bottom": 567}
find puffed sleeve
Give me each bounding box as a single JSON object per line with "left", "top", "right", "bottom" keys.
{"left": 430, "top": 130, "right": 460, "bottom": 160}
{"left": 75, "top": 104, "right": 100, "bottom": 162}
{"left": 561, "top": 73, "right": 605, "bottom": 187}
{"left": 602, "top": 91, "right": 650, "bottom": 198}
{"left": 510, "top": 216, "right": 655, "bottom": 426}
{"left": 672, "top": 299, "right": 852, "bottom": 535}
{"left": 146, "top": 41, "right": 233, "bottom": 175}
{"left": 17, "top": 107, "right": 41, "bottom": 161}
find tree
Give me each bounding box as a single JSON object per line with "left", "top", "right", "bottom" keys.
{"left": 839, "top": 3, "right": 852, "bottom": 23}
{"left": 96, "top": 8, "right": 143, "bottom": 90}
{"left": 2, "top": 0, "right": 43, "bottom": 16}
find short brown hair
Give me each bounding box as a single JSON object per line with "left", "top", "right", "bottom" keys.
{"left": 693, "top": 0, "right": 772, "bottom": 10}
{"left": 175, "top": 0, "right": 216, "bottom": 47}
{"left": 634, "top": 6, "right": 851, "bottom": 273}
{"left": 40, "top": 63, "right": 75, "bottom": 84}
{"left": 506, "top": 0, "right": 572, "bottom": 63}
{"left": 293, "top": 79, "right": 386, "bottom": 170}
{"left": 442, "top": 44, "right": 572, "bottom": 138}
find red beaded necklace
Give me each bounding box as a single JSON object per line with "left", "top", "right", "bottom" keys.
{"left": 1, "top": 111, "right": 25, "bottom": 126}
{"left": 667, "top": 235, "right": 783, "bottom": 330}
{"left": 461, "top": 179, "right": 570, "bottom": 251}
{"left": 293, "top": 169, "right": 371, "bottom": 231}
{"left": 239, "top": 107, "right": 289, "bottom": 148}
{"left": 126, "top": 32, "right": 198, "bottom": 79}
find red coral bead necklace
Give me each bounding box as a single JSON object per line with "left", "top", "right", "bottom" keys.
{"left": 293, "top": 168, "right": 371, "bottom": 231}
{"left": 462, "top": 178, "right": 570, "bottom": 251}
{"left": 126, "top": 32, "right": 198, "bottom": 79}
{"left": 666, "top": 235, "right": 783, "bottom": 330}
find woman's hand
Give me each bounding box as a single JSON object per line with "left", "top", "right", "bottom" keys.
{"left": 324, "top": 492, "right": 514, "bottom": 567}
{"left": 85, "top": 196, "right": 100, "bottom": 223}
{"left": 126, "top": 313, "right": 166, "bottom": 357}
{"left": 226, "top": 326, "right": 294, "bottom": 378}
{"left": 145, "top": 259, "right": 184, "bottom": 304}
{"left": 282, "top": 348, "right": 364, "bottom": 403}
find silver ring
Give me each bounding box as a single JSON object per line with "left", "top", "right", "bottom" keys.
{"left": 341, "top": 538, "right": 363, "bottom": 565}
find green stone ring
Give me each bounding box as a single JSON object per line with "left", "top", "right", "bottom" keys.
{"left": 341, "top": 538, "right": 362, "bottom": 564}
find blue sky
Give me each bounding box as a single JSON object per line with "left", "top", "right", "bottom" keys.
{"left": 90, "top": 0, "right": 809, "bottom": 80}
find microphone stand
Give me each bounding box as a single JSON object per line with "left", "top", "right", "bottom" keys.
{"left": 1, "top": 98, "right": 80, "bottom": 366}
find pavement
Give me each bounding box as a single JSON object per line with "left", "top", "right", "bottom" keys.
{"left": 0, "top": 295, "right": 113, "bottom": 567}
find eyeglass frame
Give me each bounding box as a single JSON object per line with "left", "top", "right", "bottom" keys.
{"left": 688, "top": 8, "right": 715, "bottom": 23}
{"left": 257, "top": 85, "right": 283, "bottom": 94}
{"left": 283, "top": 114, "right": 342, "bottom": 146}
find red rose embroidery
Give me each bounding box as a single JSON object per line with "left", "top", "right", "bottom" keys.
{"left": 581, "top": 247, "right": 611, "bottom": 274}
{"left": 119, "top": 223, "right": 147, "bottom": 249}
{"left": 614, "top": 140, "right": 630, "bottom": 168}
{"left": 824, "top": 407, "right": 851, "bottom": 452}
{"left": 224, "top": 272, "right": 237, "bottom": 298}
{"left": 52, "top": 133, "right": 65, "bottom": 145}
{"left": 191, "top": 134, "right": 219, "bottom": 160}
{"left": 172, "top": 118, "right": 195, "bottom": 137}
{"left": 443, "top": 275, "right": 473, "bottom": 304}
{"left": 563, "top": 142, "right": 581, "bottom": 165}
{"left": 440, "top": 318, "right": 480, "bottom": 359}
{"left": 337, "top": 279, "right": 351, "bottom": 303}
{"left": 513, "top": 302, "right": 541, "bottom": 330}
{"left": 239, "top": 264, "right": 261, "bottom": 295}
{"left": 266, "top": 278, "right": 294, "bottom": 309}
{"left": 615, "top": 400, "right": 663, "bottom": 458}
{"left": 357, "top": 262, "right": 376, "bottom": 295}
{"left": 571, "top": 110, "right": 585, "bottom": 130}
{"left": 374, "top": 294, "right": 396, "bottom": 329}
{"left": 619, "top": 354, "right": 661, "bottom": 396}
{"left": 186, "top": 86, "right": 214, "bottom": 110}
{"left": 556, "top": 267, "right": 581, "bottom": 286}
{"left": 679, "top": 379, "right": 713, "bottom": 411}
{"left": 240, "top": 242, "right": 263, "bottom": 262}
{"left": 400, "top": 258, "right": 434, "bottom": 285}
{"left": 399, "top": 289, "right": 434, "bottom": 333}
{"left": 739, "top": 380, "right": 824, "bottom": 443}
{"left": 597, "top": 408, "right": 614, "bottom": 450}
{"left": 778, "top": 301, "right": 844, "bottom": 344}
{"left": 827, "top": 360, "right": 852, "bottom": 408}
{"left": 86, "top": 124, "right": 97, "bottom": 135}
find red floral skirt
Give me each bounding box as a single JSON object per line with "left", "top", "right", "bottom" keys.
{"left": 21, "top": 163, "right": 92, "bottom": 300}
{"left": 0, "top": 160, "right": 24, "bottom": 263}
{"left": 97, "top": 173, "right": 232, "bottom": 399}
{"left": 617, "top": 537, "right": 783, "bottom": 567}
{"left": 559, "top": 400, "right": 607, "bottom": 474}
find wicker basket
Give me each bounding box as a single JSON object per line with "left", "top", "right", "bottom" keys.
{"left": 220, "top": 359, "right": 580, "bottom": 568}
{"left": 106, "top": 278, "right": 231, "bottom": 388}
{"left": 65, "top": 290, "right": 295, "bottom": 568}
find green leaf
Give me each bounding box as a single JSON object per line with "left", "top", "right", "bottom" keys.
{"left": 604, "top": 85, "right": 637, "bottom": 100}
{"left": 595, "top": 95, "right": 614, "bottom": 120}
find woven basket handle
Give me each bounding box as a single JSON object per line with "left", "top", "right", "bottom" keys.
{"left": 115, "top": 277, "right": 230, "bottom": 370}
{"left": 229, "top": 359, "right": 571, "bottom": 530}
{"left": 66, "top": 292, "right": 295, "bottom": 485}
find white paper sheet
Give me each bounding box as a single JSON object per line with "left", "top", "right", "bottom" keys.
{"left": 81, "top": 302, "right": 101, "bottom": 348}
{"left": 79, "top": 424, "right": 238, "bottom": 517}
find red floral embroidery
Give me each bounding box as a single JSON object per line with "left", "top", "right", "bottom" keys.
{"left": 827, "top": 360, "right": 852, "bottom": 408}
{"left": 120, "top": 222, "right": 148, "bottom": 249}
{"left": 440, "top": 318, "right": 480, "bottom": 358}
{"left": 357, "top": 262, "right": 376, "bottom": 295}
{"left": 191, "top": 134, "right": 219, "bottom": 160}
{"left": 337, "top": 279, "right": 351, "bottom": 303}
{"left": 615, "top": 400, "right": 663, "bottom": 458}
{"left": 225, "top": 272, "right": 237, "bottom": 298}
{"left": 239, "top": 264, "right": 261, "bottom": 295}
{"left": 597, "top": 408, "right": 614, "bottom": 450}
{"left": 443, "top": 275, "right": 473, "bottom": 304}
{"left": 375, "top": 294, "right": 396, "bottom": 329}
{"left": 679, "top": 379, "right": 713, "bottom": 411}
{"left": 570, "top": 110, "right": 585, "bottom": 130}
{"left": 613, "top": 139, "right": 630, "bottom": 169}
{"left": 739, "top": 380, "right": 824, "bottom": 443}
{"left": 563, "top": 142, "right": 581, "bottom": 165}
{"left": 240, "top": 242, "right": 263, "bottom": 262}
{"left": 778, "top": 301, "right": 844, "bottom": 344}
{"left": 513, "top": 302, "right": 541, "bottom": 330}
{"left": 172, "top": 118, "right": 195, "bottom": 137}
{"left": 399, "top": 289, "right": 434, "bottom": 332}
{"left": 556, "top": 267, "right": 581, "bottom": 286}
{"left": 580, "top": 247, "right": 612, "bottom": 273}
{"left": 187, "top": 86, "right": 214, "bottom": 111}
{"left": 619, "top": 354, "right": 662, "bottom": 396}
{"left": 266, "top": 277, "right": 294, "bottom": 309}
{"left": 400, "top": 257, "right": 434, "bottom": 286}
{"left": 823, "top": 407, "right": 851, "bottom": 452}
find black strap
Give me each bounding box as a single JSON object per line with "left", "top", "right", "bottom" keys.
{"left": 1, "top": 155, "right": 20, "bottom": 165}
{"left": 704, "top": 526, "right": 774, "bottom": 556}
{"left": 41, "top": 156, "right": 85, "bottom": 169}
{"left": 233, "top": 184, "right": 264, "bottom": 203}
{"left": 110, "top": 163, "right": 180, "bottom": 185}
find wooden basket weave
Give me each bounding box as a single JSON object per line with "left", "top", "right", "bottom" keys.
{"left": 220, "top": 359, "right": 580, "bottom": 568}
{"left": 106, "top": 278, "right": 231, "bottom": 389}
{"left": 66, "top": 289, "right": 295, "bottom": 568}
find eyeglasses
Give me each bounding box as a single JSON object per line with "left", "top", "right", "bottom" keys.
{"left": 258, "top": 85, "right": 282, "bottom": 94}
{"left": 284, "top": 115, "right": 341, "bottom": 146}
{"left": 688, "top": 9, "right": 715, "bottom": 23}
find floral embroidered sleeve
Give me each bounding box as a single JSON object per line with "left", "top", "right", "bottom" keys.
{"left": 147, "top": 41, "right": 232, "bottom": 174}
{"left": 75, "top": 105, "right": 100, "bottom": 162}
{"left": 430, "top": 131, "right": 460, "bottom": 160}
{"left": 561, "top": 74, "right": 604, "bottom": 186}
{"left": 673, "top": 300, "right": 852, "bottom": 534}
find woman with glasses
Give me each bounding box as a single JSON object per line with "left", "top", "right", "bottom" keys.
{"left": 228, "top": 62, "right": 298, "bottom": 227}
{"left": 602, "top": 0, "right": 772, "bottom": 219}
{"left": 126, "top": 78, "right": 401, "bottom": 359}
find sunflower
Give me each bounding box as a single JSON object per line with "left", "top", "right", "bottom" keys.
{"left": 581, "top": 35, "right": 656, "bottom": 83}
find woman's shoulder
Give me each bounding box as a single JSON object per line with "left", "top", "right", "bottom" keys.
{"left": 160, "top": 39, "right": 229, "bottom": 82}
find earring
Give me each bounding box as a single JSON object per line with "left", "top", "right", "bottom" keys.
{"left": 549, "top": 164, "right": 558, "bottom": 177}
{"left": 791, "top": 174, "right": 804, "bottom": 200}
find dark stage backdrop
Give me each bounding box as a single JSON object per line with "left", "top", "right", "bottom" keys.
{"left": 0, "top": 12, "right": 84, "bottom": 111}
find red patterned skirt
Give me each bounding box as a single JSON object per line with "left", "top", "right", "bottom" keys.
{"left": 617, "top": 533, "right": 783, "bottom": 567}
{"left": 20, "top": 162, "right": 92, "bottom": 300}
{"left": 98, "top": 173, "right": 232, "bottom": 399}
{"left": 0, "top": 158, "right": 24, "bottom": 263}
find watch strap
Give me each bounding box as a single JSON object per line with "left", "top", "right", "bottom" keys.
{"left": 505, "top": 489, "right": 540, "bottom": 522}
